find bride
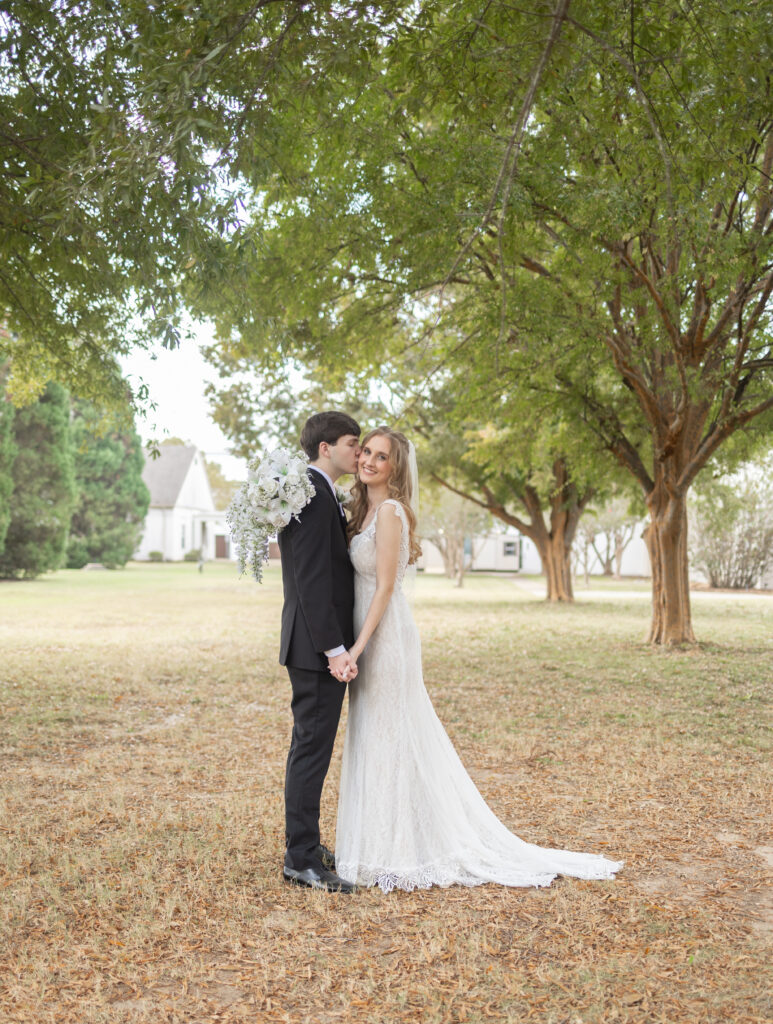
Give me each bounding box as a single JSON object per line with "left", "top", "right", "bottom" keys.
{"left": 335, "top": 425, "right": 623, "bottom": 893}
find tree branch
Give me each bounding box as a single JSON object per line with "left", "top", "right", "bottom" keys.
{"left": 430, "top": 473, "right": 537, "bottom": 541}
{"left": 442, "top": 0, "right": 571, "bottom": 291}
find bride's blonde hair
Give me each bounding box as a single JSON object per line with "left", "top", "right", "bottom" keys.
{"left": 348, "top": 426, "right": 422, "bottom": 564}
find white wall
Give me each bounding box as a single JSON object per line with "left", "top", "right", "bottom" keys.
{"left": 419, "top": 528, "right": 541, "bottom": 574}
{"left": 419, "top": 524, "right": 652, "bottom": 578}
{"left": 135, "top": 508, "right": 232, "bottom": 561}
{"left": 134, "top": 507, "right": 195, "bottom": 561}
{"left": 134, "top": 508, "right": 170, "bottom": 560}
{"left": 472, "top": 532, "right": 522, "bottom": 572}
{"left": 577, "top": 528, "right": 652, "bottom": 577}
{"left": 177, "top": 453, "right": 216, "bottom": 513}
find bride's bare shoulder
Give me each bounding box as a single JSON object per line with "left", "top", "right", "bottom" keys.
{"left": 375, "top": 500, "right": 407, "bottom": 533}
{"left": 378, "top": 498, "right": 408, "bottom": 517}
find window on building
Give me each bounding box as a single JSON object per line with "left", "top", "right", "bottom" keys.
{"left": 503, "top": 540, "right": 517, "bottom": 557}
{"left": 181, "top": 524, "right": 186, "bottom": 549}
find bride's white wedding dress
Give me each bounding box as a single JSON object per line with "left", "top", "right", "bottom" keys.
{"left": 336, "top": 499, "right": 623, "bottom": 893}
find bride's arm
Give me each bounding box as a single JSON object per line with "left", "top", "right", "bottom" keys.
{"left": 349, "top": 506, "right": 402, "bottom": 662}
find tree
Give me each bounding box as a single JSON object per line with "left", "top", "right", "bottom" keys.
{"left": 573, "top": 514, "right": 597, "bottom": 587}
{"left": 589, "top": 499, "right": 642, "bottom": 579}
{"left": 689, "top": 459, "right": 773, "bottom": 590}
{"left": 0, "top": 1, "right": 286, "bottom": 405}
{"left": 66, "top": 403, "right": 150, "bottom": 569}
{"left": 204, "top": 372, "right": 386, "bottom": 459}
{"left": 0, "top": 365, "right": 17, "bottom": 555}
{"left": 204, "top": 459, "right": 241, "bottom": 511}
{"left": 420, "top": 484, "right": 491, "bottom": 586}
{"left": 205, "top": 368, "right": 606, "bottom": 601}
{"left": 0, "top": 382, "right": 75, "bottom": 578}
{"left": 572, "top": 498, "right": 642, "bottom": 582}
{"left": 189, "top": 2, "right": 773, "bottom": 643}
{"left": 431, "top": 450, "right": 595, "bottom": 602}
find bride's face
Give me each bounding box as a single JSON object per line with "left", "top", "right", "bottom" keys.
{"left": 358, "top": 435, "right": 392, "bottom": 488}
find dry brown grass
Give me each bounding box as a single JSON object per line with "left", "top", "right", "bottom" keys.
{"left": 0, "top": 563, "right": 771, "bottom": 1023}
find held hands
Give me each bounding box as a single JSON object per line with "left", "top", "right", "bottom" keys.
{"left": 328, "top": 650, "right": 358, "bottom": 683}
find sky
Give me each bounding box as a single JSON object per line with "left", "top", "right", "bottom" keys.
{"left": 120, "top": 327, "right": 248, "bottom": 481}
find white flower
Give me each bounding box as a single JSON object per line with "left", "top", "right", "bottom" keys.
{"left": 226, "top": 448, "right": 315, "bottom": 583}
{"left": 335, "top": 485, "right": 352, "bottom": 507}
{"left": 258, "top": 477, "right": 279, "bottom": 499}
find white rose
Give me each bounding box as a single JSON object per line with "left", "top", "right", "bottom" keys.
{"left": 267, "top": 476, "right": 282, "bottom": 496}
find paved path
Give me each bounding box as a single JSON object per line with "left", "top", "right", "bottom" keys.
{"left": 511, "top": 578, "right": 771, "bottom": 602}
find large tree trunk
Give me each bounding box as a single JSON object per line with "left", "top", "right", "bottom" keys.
{"left": 534, "top": 529, "right": 574, "bottom": 600}
{"left": 643, "top": 483, "right": 695, "bottom": 645}
{"left": 432, "top": 457, "right": 592, "bottom": 603}
{"left": 522, "top": 459, "right": 585, "bottom": 602}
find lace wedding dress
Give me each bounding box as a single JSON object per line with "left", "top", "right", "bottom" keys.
{"left": 336, "top": 499, "right": 623, "bottom": 893}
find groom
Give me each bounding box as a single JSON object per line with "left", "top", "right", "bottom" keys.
{"left": 278, "top": 411, "right": 361, "bottom": 893}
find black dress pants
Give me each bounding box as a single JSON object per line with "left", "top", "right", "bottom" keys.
{"left": 284, "top": 665, "right": 346, "bottom": 871}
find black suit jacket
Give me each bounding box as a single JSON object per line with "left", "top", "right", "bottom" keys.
{"left": 278, "top": 468, "right": 354, "bottom": 671}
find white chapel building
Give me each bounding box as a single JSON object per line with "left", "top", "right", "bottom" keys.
{"left": 133, "top": 445, "right": 232, "bottom": 562}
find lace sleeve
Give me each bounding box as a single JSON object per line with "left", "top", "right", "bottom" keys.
{"left": 376, "top": 499, "right": 407, "bottom": 532}
{"left": 376, "top": 500, "right": 410, "bottom": 581}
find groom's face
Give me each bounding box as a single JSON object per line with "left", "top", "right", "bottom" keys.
{"left": 327, "top": 434, "right": 361, "bottom": 478}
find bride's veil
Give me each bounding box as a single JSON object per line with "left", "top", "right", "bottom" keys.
{"left": 407, "top": 439, "right": 419, "bottom": 521}
{"left": 404, "top": 439, "right": 419, "bottom": 602}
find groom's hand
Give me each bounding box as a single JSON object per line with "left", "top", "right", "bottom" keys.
{"left": 328, "top": 651, "right": 357, "bottom": 682}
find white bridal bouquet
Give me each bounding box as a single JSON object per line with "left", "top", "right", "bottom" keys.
{"left": 227, "top": 448, "right": 315, "bottom": 582}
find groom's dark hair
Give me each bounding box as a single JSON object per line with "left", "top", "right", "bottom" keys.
{"left": 301, "top": 411, "right": 361, "bottom": 459}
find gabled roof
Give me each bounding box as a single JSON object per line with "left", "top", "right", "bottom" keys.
{"left": 142, "top": 445, "right": 197, "bottom": 508}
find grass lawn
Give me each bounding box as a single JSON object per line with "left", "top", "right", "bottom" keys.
{"left": 0, "top": 563, "right": 771, "bottom": 1023}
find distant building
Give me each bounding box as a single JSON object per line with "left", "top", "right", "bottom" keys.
{"left": 133, "top": 445, "right": 233, "bottom": 561}
{"left": 420, "top": 524, "right": 652, "bottom": 577}
{"left": 419, "top": 528, "right": 541, "bottom": 574}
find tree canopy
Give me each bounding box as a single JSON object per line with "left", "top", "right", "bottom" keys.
{"left": 66, "top": 402, "right": 150, "bottom": 569}
{"left": 0, "top": 366, "right": 16, "bottom": 553}
{"left": 2, "top": 2, "right": 771, "bottom": 639}
{"left": 0, "top": 0, "right": 258, "bottom": 404}
{"left": 0, "top": 381, "right": 75, "bottom": 579}
{"left": 189, "top": 0, "right": 773, "bottom": 642}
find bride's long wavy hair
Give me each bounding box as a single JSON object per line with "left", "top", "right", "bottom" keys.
{"left": 348, "top": 426, "right": 422, "bottom": 565}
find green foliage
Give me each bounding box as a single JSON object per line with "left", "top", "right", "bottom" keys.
{"left": 573, "top": 496, "right": 643, "bottom": 578}
{"left": 178, "top": 0, "right": 773, "bottom": 634}
{"left": 419, "top": 484, "right": 492, "bottom": 583}
{"left": 204, "top": 460, "right": 241, "bottom": 511}
{"left": 183, "top": 549, "right": 202, "bottom": 563}
{"left": 148, "top": 550, "right": 164, "bottom": 563}
{"left": 66, "top": 403, "right": 150, "bottom": 570}
{"left": 0, "top": 383, "right": 76, "bottom": 579}
{"left": 191, "top": 1, "right": 772, "bottom": 501}
{"left": 689, "top": 457, "right": 773, "bottom": 589}
{"left": 0, "top": 1, "right": 257, "bottom": 403}
{"left": 205, "top": 373, "right": 389, "bottom": 459}
{"left": 0, "top": 371, "right": 17, "bottom": 555}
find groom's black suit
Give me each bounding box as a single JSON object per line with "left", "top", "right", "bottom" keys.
{"left": 278, "top": 468, "right": 354, "bottom": 872}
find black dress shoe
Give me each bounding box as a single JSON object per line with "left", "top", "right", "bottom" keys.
{"left": 316, "top": 843, "right": 336, "bottom": 871}
{"left": 283, "top": 865, "right": 357, "bottom": 894}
